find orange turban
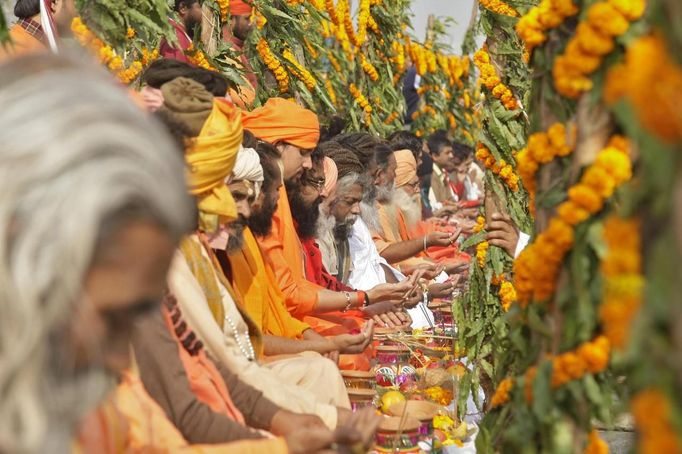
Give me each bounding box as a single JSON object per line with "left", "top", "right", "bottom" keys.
{"left": 230, "top": 0, "right": 253, "bottom": 15}
{"left": 241, "top": 97, "right": 320, "bottom": 150}
{"left": 394, "top": 149, "right": 417, "bottom": 188}
{"left": 186, "top": 99, "right": 244, "bottom": 232}
{"left": 321, "top": 157, "right": 338, "bottom": 198}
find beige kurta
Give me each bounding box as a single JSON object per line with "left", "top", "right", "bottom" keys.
{"left": 168, "top": 236, "right": 349, "bottom": 429}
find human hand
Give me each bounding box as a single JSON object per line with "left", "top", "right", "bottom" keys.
{"left": 366, "top": 280, "right": 414, "bottom": 303}
{"left": 412, "top": 263, "right": 445, "bottom": 281}
{"left": 284, "top": 426, "right": 335, "bottom": 454}
{"left": 331, "top": 321, "right": 373, "bottom": 354}
{"left": 334, "top": 407, "right": 382, "bottom": 451}
{"left": 272, "top": 410, "right": 328, "bottom": 436}
{"left": 323, "top": 350, "right": 340, "bottom": 364}
{"left": 426, "top": 228, "right": 461, "bottom": 248}
{"left": 443, "top": 257, "right": 470, "bottom": 275}
{"left": 371, "top": 311, "right": 403, "bottom": 328}
{"left": 485, "top": 212, "right": 520, "bottom": 257}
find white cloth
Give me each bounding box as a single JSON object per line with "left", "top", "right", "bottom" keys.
{"left": 229, "top": 146, "right": 264, "bottom": 198}
{"left": 168, "top": 236, "right": 345, "bottom": 428}
{"left": 515, "top": 232, "right": 530, "bottom": 258}
{"left": 347, "top": 218, "right": 434, "bottom": 329}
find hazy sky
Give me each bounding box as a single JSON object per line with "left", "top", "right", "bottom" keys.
{"left": 409, "top": 0, "right": 477, "bottom": 53}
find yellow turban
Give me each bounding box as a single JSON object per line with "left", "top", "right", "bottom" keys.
{"left": 241, "top": 97, "right": 320, "bottom": 149}
{"left": 394, "top": 149, "right": 417, "bottom": 188}
{"left": 186, "top": 99, "right": 244, "bottom": 232}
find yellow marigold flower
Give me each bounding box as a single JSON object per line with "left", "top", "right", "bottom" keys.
{"left": 568, "top": 184, "right": 604, "bottom": 213}
{"left": 126, "top": 27, "right": 135, "bottom": 39}
{"left": 584, "top": 429, "right": 609, "bottom": 454}
{"left": 609, "top": 0, "right": 646, "bottom": 20}
{"left": 557, "top": 201, "right": 591, "bottom": 226}
{"left": 575, "top": 22, "right": 615, "bottom": 57}
{"left": 582, "top": 166, "right": 617, "bottom": 198}
{"left": 490, "top": 377, "right": 514, "bottom": 408}
{"left": 476, "top": 241, "right": 489, "bottom": 267}
{"left": 587, "top": 2, "right": 629, "bottom": 37}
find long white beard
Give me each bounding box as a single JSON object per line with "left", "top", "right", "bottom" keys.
{"left": 360, "top": 201, "right": 382, "bottom": 234}
{"left": 393, "top": 189, "right": 423, "bottom": 231}
{"left": 316, "top": 206, "right": 337, "bottom": 239}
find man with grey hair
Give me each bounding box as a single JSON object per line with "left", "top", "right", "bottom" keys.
{"left": 0, "top": 54, "right": 194, "bottom": 452}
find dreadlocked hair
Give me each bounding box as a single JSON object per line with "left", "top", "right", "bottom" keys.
{"left": 320, "top": 141, "right": 363, "bottom": 179}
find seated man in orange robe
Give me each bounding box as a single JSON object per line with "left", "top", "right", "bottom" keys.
{"left": 155, "top": 78, "right": 355, "bottom": 424}
{"left": 368, "top": 145, "right": 467, "bottom": 275}
{"left": 218, "top": 141, "right": 376, "bottom": 366}
{"left": 242, "top": 99, "right": 413, "bottom": 370}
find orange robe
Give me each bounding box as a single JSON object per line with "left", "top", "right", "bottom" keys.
{"left": 0, "top": 24, "right": 46, "bottom": 63}
{"left": 75, "top": 370, "right": 287, "bottom": 454}
{"left": 258, "top": 186, "right": 370, "bottom": 370}
{"left": 373, "top": 203, "right": 467, "bottom": 269}
{"left": 229, "top": 227, "right": 311, "bottom": 339}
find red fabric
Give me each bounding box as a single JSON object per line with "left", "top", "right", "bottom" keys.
{"left": 229, "top": 36, "right": 258, "bottom": 90}
{"left": 230, "top": 0, "right": 253, "bottom": 15}
{"left": 301, "top": 238, "right": 354, "bottom": 292}
{"left": 159, "top": 18, "right": 192, "bottom": 64}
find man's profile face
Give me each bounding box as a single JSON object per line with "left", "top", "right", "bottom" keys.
{"left": 279, "top": 143, "right": 313, "bottom": 183}
{"left": 231, "top": 15, "right": 254, "bottom": 41}
{"left": 332, "top": 183, "right": 362, "bottom": 225}
{"left": 226, "top": 180, "right": 254, "bottom": 253}
{"left": 76, "top": 222, "right": 175, "bottom": 374}
{"left": 432, "top": 145, "right": 455, "bottom": 172}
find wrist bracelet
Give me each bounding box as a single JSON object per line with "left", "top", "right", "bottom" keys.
{"left": 363, "top": 291, "right": 370, "bottom": 307}
{"left": 423, "top": 235, "right": 427, "bottom": 251}
{"left": 342, "top": 291, "right": 352, "bottom": 312}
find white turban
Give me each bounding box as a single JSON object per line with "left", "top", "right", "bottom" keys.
{"left": 228, "top": 145, "right": 264, "bottom": 198}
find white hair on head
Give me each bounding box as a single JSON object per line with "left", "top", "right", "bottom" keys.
{"left": 0, "top": 54, "right": 194, "bottom": 453}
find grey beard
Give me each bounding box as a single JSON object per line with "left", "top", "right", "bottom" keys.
{"left": 375, "top": 183, "right": 395, "bottom": 204}
{"left": 393, "top": 188, "right": 422, "bottom": 231}
{"left": 316, "top": 207, "right": 337, "bottom": 240}
{"left": 42, "top": 337, "right": 117, "bottom": 451}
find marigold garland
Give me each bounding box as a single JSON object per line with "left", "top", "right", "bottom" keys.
{"left": 71, "top": 17, "right": 146, "bottom": 84}
{"left": 473, "top": 48, "right": 518, "bottom": 110}
{"left": 552, "top": 0, "right": 647, "bottom": 98}
{"left": 324, "top": 78, "right": 337, "bottom": 105}
{"left": 473, "top": 215, "right": 486, "bottom": 233}
{"left": 490, "top": 377, "right": 513, "bottom": 408}
{"left": 475, "top": 143, "right": 520, "bottom": 191}
{"left": 216, "top": 0, "right": 229, "bottom": 23}
{"left": 516, "top": 123, "right": 576, "bottom": 213}
{"left": 476, "top": 241, "right": 489, "bottom": 267}
{"left": 359, "top": 54, "right": 379, "bottom": 81}
{"left": 498, "top": 280, "right": 516, "bottom": 311}
{"left": 256, "top": 38, "right": 289, "bottom": 92}
{"left": 186, "top": 45, "right": 216, "bottom": 71}
{"left": 599, "top": 216, "right": 642, "bottom": 350}
{"left": 282, "top": 49, "right": 317, "bottom": 90}
{"left": 383, "top": 111, "right": 400, "bottom": 125}
{"left": 515, "top": 0, "right": 579, "bottom": 56}
{"left": 604, "top": 34, "right": 682, "bottom": 143}
{"left": 584, "top": 429, "right": 609, "bottom": 454}
{"left": 480, "top": 0, "right": 519, "bottom": 17}
{"left": 632, "top": 389, "right": 682, "bottom": 454}
{"left": 349, "top": 83, "right": 372, "bottom": 115}
{"left": 513, "top": 136, "right": 632, "bottom": 305}
{"left": 492, "top": 336, "right": 611, "bottom": 409}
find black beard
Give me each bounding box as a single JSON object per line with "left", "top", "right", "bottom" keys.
{"left": 287, "top": 180, "right": 322, "bottom": 240}
{"left": 248, "top": 195, "right": 278, "bottom": 237}
{"left": 226, "top": 216, "right": 246, "bottom": 254}
{"left": 333, "top": 222, "right": 353, "bottom": 241}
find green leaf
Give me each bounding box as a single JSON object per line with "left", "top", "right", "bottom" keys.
{"left": 583, "top": 374, "right": 603, "bottom": 406}
{"left": 461, "top": 231, "right": 486, "bottom": 249}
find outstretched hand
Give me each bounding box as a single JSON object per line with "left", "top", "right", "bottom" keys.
{"left": 485, "top": 212, "right": 520, "bottom": 257}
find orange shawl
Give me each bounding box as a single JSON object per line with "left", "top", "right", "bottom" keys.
{"left": 229, "top": 227, "right": 311, "bottom": 339}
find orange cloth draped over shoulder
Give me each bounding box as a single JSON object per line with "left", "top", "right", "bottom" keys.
{"left": 75, "top": 370, "right": 287, "bottom": 453}
{"left": 229, "top": 227, "right": 311, "bottom": 339}
{"left": 0, "top": 24, "right": 46, "bottom": 63}
{"left": 241, "top": 98, "right": 320, "bottom": 149}
{"left": 259, "top": 186, "right": 370, "bottom": 370}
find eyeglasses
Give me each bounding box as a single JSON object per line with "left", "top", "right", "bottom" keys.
{"left": 304, "top": 177, "right": 326, "bottom": 192}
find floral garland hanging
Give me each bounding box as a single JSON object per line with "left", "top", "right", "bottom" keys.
{"left": 474, "top": 47, "right": 518, "bottom": 110}
{"left": 515, "top": 0, "right": 579, "bottom": 56}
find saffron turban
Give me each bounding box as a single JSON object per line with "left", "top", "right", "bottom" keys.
{"left": 230, "top": 0, "right": 253, "bottom": 15}
{"left": 229, "top": 145, "right": 264, "bottom": 199}
{"left": 394, "top": 149, "right": 417, "bottom": 189}
{"left": 186, "top": 99, "right": 243, "bottom": 232}
{"left": 321, "top": 157, "right": 338, "bottom": 198}
{"left": 241, "top": 97, "right": 320, "bottom": 150}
